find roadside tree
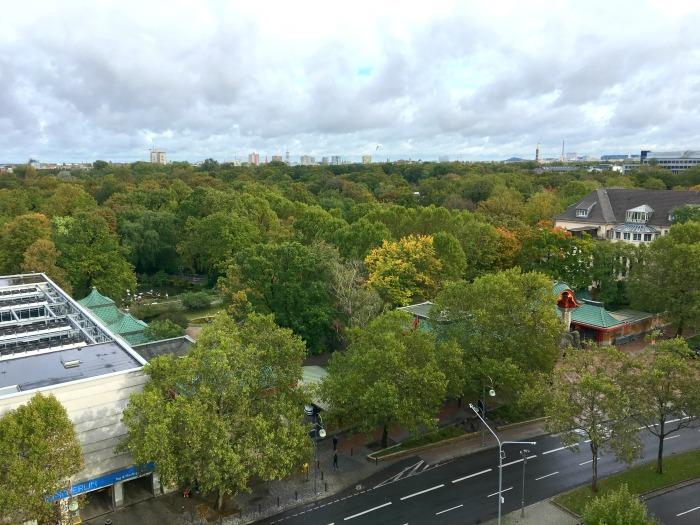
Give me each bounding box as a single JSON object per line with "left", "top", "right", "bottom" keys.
{"left": 625, "top": 338, "right": 700, "bottom": 474}
{"left": 121, "top": 314, "right": 311, "bottom": 511}
{"left": 321, "top": 311, "right": 462, "bottom": 448}
{"left": 0, "top": 394, "right": 83, "bottom": 523}
{"left": 546, "top": 345, "right": 641, "bottom": 491}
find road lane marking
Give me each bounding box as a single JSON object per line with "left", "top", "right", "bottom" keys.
{"left": 502, "top": 454, "right": 537, "bottom": 467}
{"left": 579, "top": 459, "right": 593, "bottom": 465}
{"left": 452, "top": 468, "right": 492, "bottom": 483}
{"left": 400, "top": 484, "right": 444, "bottom": 500}
{"left": 664, "top": 435, "right": 680, "bottom": 440}
{"left": 343, "top": 502, "right": 392, "bottom": 521}
{"left": 535, "top": 471, "right": 559, "bottom": 480}
{"left": 677, "top": 506, "right": 700, "bottom": 517}
{"left": 436, "top": 504, "right": 463, "bottom": 515}
{"left": 487, "top": 486, "right": 513, "bottom": 498}
{"left": 542, "top": 444, "right": 577, "bottom": 455}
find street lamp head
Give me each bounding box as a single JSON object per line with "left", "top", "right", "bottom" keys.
{"left": 489, "top": 388, "right": 496, "bottom": 397}
{"left": 319, "top": 428, "right": 327, "bottom": 439}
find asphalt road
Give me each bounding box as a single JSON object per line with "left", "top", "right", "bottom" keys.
{"left": 256, "top": 423, "right": 700, "bottom": 525}
{"left": 647, "top": 482, "right": 700, "bottom": 525}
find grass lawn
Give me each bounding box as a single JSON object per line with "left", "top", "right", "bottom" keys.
{"left": 373, "top": 425, "right": 465, "bottom": 458}
{"left": 553, "top": 448, "right": 700, "bottom": 516}
{"left": 184, "top": 305, "right": 225, "bottom": 321}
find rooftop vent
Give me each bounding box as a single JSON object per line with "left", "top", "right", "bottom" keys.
{"left": 61, "top": 359, "right": 81, "bottom": 369}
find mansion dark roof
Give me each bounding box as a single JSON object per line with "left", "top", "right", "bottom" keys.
{"left": 556, "top": 188, "right": 700, "bottom": 226}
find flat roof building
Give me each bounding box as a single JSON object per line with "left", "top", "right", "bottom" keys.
{"left": 641, "top": 150, "right": 700, "bottom": 172}
{"left": 0, "top": 273, "right": 156, "bottom": 518}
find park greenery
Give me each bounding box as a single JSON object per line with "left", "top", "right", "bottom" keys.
{"left": 582, "top": 484, "right": 658, "bottom": 525}
{"left": 0, "top": 394, "right": 83, "bottom": 523}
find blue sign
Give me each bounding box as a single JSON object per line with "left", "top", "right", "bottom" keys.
{"left": 49, "top": 463, "right": 155, "bottom": 501}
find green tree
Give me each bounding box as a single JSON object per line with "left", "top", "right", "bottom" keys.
{"left": 626, "top": 338, "right": 700, "bottom": 473}
{"left": 0, "top": 394, "right": 83, "bottom": 523}
{"left": 522, "top": 190, "right": 563, "bottom": 225}
{"left": 365, "top": 235, "right": 443, "bottom": 306}
{"left": 117, "top": 209, "right": 180, "bottom": 273}
{"left": 21, "top": 238, "right": 72, "bottom": 293}
{"left": 432, "top": 231, "right": 467, "bottom": 280}
{"left": 546, "top": 345, "right": 641, "bottom": 491}
{"left": 321, "top": 311, "right": 462, "bottom": 448}
{"left": 628, "top": 222, "right": 700, "bottom": 335}
{"left": 121, "top": 314, "right": 311, "bottom": 511}
{"left": 144, "top": 319, "right": 186, "bottom": 341}
{"left": 671, "top": 204, "right": 700, "bottom": 224}
{"left": 0, "top": 212, "right": 52, "bottom": 273}
{"left": 55, "top": 213, "right": 136, "bottom": 299}
{"left": 329, "top": 259, "right": 383, "bottom": 333}
{"left": 41, "top": 184, "right": 97, "bottom": 217}
{"left": 435, "top": 268, "right": 562, "bottom": 400}
{"left": 333, "top": 218, "right": 391, "bottom": 260}
{"left": 221, "top": 242, "right": 334, "bottom": 353}
{"left": 180, "top": 291, "right": 212, "bottom": 311}
{"left": 582, "top": 484, "right": 657, "bottom": 525}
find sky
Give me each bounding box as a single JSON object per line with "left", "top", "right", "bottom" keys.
{"left": 2, "top": 0, "right": 700, "bottom": 163}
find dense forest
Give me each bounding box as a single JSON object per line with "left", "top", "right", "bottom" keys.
{"left": 1, "top": 160, "right": 699, "bottom": 353}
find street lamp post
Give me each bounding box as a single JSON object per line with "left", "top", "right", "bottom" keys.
{"left": 520, "top": 448, "right": 530, "bottom": 517}
{"left": 481, "top": 376, "right": 496, "bottom": 447}
{"left": 305, "top": 404, "right": 326, "bottom": 495}
{"left": 469, "top": 403, "right": 536, "bottom": 525}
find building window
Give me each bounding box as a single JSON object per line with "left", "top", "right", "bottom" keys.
{"left": 615, "top": 231, "right": 621, "bottom": 239}
{"left": 633, "top": 233, "right": 642, "bottom": 241}
{"left": 576, "top": 209, "right": 588, "bottom": 217}
{"left": 644, "top": 233, "right": 652, "bottom": 241}
{"left": 624, "top": 232, "right": 631, "bottom": 240}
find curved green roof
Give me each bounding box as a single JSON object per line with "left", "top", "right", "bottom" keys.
{"left": 570, "top": 302, "right": 623, "bottom": 329}
{"left": 78, "top": 288, "right": 115, "bottom": 309}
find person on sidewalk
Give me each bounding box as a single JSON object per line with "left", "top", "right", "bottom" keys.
{"left": 332, "top": 436, "right": 338, "bottom": 451}
{"left": 332, "top": 452, "right": 339, "bottom": 470}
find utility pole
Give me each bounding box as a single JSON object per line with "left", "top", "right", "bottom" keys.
{"left": 520, "top": 448, "right": 530, "bottom": 517}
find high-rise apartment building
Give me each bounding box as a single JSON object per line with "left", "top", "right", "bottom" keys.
{"left": 300, "top": 155, "right": 315, "bottom": 166}
{"left": 362, "top": 155, "right": 372, "bottom": 164}
{"left": 248, "top": 152, "right": 260, "bottom": 166}
{"left": 331, "top": 155, "right": 342, "bottom": 165}
{"left": 271, "top": 155, "right": 283, "bottom": 162}
{"left": 149, "top": 149, "right": 167, "bottom": 165}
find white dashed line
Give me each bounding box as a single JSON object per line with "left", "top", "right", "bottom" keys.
{"left": 503, "top": 454, "right": 537, "bottom": 467}
{"left": 542, "top": 444, "right": 577, "bottom": 455}
{"left": 400, "top": 484, "right": 444, "bottom": 501}
{"left": 677, "top": 506, "right": 700, "bottom": 517}
{"left": 487, "top": 486, "right": 513, "bottom": 498}
{"left": 436, "top": 504, "right": 463, "bottom": 515}
{"left": 452, "top": 468, "right": 492, "bottom": 483}
{"left": 344, "top": 502, "right": 392, "bottom": 521}
{"left": 535, "top": 471, "right": 559, "bottom": 480}
{"left": 579, "top": 459, "right": 593, "bottom": 465}
{"left": 665, "top": 435, "right": 680, "bottom": 440}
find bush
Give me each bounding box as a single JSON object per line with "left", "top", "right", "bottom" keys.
{"left": 145, "top": 319, "right": 185, "bottom": 341}
{"left": 582, "top": 484, "right": 657, "bottom": 525}
{"left": 155, "top": 311, "right": 189, "bottom": 329}
{"left": 180, "top": 291, "right": 211, "bottom": 311}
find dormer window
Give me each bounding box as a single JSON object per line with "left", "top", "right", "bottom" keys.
{"left": 625, "top": 204, "right": 654, "bottom": 224}
{"left": 575, "top": 201, "right": 596, "bottom": 218}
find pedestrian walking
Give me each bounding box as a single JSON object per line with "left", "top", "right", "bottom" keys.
{"left": 332, "top": 436, "right": 338, "bottom": 451}
{"left": 333, "top": 452, "right": 339, "bottom": 470}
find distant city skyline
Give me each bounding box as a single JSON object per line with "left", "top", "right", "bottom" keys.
{"left": 3, "top": 1, "right": 700, "bottom": 163}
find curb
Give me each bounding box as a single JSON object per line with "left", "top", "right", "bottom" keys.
{"left": 641, "top": 477, "right": 700, "bottom": 500}
{"left": 367, "top": 416, "right": 550, "bottom": 463}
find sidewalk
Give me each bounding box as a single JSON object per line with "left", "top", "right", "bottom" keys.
{"left": 483, "top": 500, "right": 580, "bottom": 525}
{"left": 85, "top": 411, "right": 549, "bottom": 525}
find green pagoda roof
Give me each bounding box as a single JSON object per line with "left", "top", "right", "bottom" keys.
{"left": 107, "top": 313, "right": 148, "bottom": 336}
{"left": 78, "top": 288, "right": 116, "bottom": 309}
{"left": 570, "top": 301, "right": 623, "bottom": 329}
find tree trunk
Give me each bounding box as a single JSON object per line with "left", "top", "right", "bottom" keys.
{"left": 676, "top": 318, "right": 685, "bottom": 337}
{"left": 217, "top": 489, "right": 224, "bottom": 511}
{"left": 381, "top": 423, "right": 388, "bottom": 449}
{"left": 590, "top": 444, "right": 599, "bottom": 492}
{"left": 657, "top": 418, "right": 666, "bottom": 474}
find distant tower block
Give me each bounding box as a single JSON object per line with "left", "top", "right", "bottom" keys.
{"left": 561, "top": 140, "right": 565, "bottom": 162}
{"left": 535, "top": 143, "right": 540, "bottom": 163}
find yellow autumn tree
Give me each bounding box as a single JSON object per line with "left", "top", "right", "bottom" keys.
{"left": 364, "top": 235, "right": 442, "bottom": 306}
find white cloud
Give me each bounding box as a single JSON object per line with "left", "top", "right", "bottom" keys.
{"left": 2, "top": 0, "right": 700, "bottom": 162}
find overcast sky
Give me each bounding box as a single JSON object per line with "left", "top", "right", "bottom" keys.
{"left": 2, "top": 0, "right": 700, "bottom": 163}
